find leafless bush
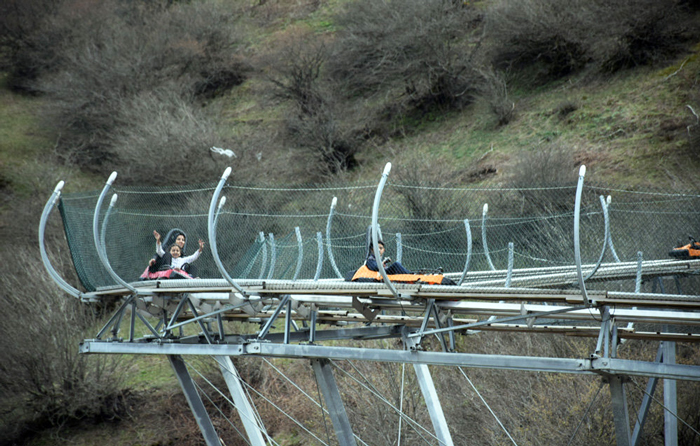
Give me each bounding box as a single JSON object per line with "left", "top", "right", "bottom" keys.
{"left": 0, "top": 247, "right": 129, "bottom": 443}
{"left": 479, "top": 68, "right": 516, "bottom": 126}
{"left": 485, "top": 0, "right": 591, "bottom": 82}
{"left": 486, "top": 0, "right": 698, "bottom": 83}
{"left": 32, "top": 0, "right": 249, "bottom": 174}
{"left": 593, "top": 0, "right": 694, "bottom": 73}
{"left": 267, "top": 42, "right": 362, "bottom": 177}
{"left": 0, "top": 0, "right": 63, "bottom": 91}
{"left": 506, "top": 141, "right": 578, "bottom": 213}
{"left": 109, "top": 87, "right": 222, "bottom": 185}
{"left": 328, "top": 0, "right": 483, "bottom": 111}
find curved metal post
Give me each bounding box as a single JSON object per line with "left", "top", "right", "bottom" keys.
{"left": 266, "top": 233, "right": 276, "bottom": 280}
{"left": 207, "top": 167, "right": 247, "bottom": 295}
{"left": 325, "top": 197, "right": 344, "bottom": 279}
{"left": 575, "top": 195, "right": 611, "bottom": 285}
{"left": 605, "top": 195, "right": 622, "bottom": 262}
{"left": 92, "top": 173, "right": 137, "bottom": 294}
{"left": 505, "top": 242, "right": 514, "bottom": 287}
{"left": 258, "top": 232, "right": 267, "bottom": 279}
{"left": 372, "top": 163, "right": 398, "bottom": 297}
{"left": 293, "top": 227, "right": 303, "bottom": 281}
{"left": 396, "top": 233, "right": 403, "bottom": 264}
{"left": 457, "top": 219, "right": 473, "bottom": 286}
{"left": 39, "top": 181, "right": 90, "bottom": 299}
{"left": 573, "top": 165, "right": 592, "bottom": 306}
{"left": 482, "top": 203, "right": 496, "bottom": 271}
{"left": 313, "top": 232, "right": 324, "bottom": 281}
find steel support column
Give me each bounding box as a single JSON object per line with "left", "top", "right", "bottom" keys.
{"left": 403, "top": 330, "right": 454, "bottom": 446}
{"left": 663, "top": 338, "right": 678, "bottom": 446}
{"left": 609, "top": 375, "right": 631, "bottom": 446}
{"left": 311, "top": 358, "right": 357, "bottom": 446}
{"left": 215, "top": 356, "right": 267, "bottom": 446}
{"left": 168, "top": 355, "right": 222, "bottom": 446}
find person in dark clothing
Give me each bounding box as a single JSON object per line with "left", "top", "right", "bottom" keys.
{"left": 143, "top": 228, "right": 200, "bottom": 278}
{"left": 366, "top": 240, "right": 412, "bottom": 275}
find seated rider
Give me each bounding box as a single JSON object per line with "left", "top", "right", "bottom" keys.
{"left": 366, "top": 240, "right": 412, "bottom": 275}
{"left": 155, "top": 239, "right": 205, "bottom": 273}
{"left": 145, "top": 229, "right": 202, "bottom": 278}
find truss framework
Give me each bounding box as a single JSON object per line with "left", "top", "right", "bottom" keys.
{"left": 38, "top": 165, "right": 700, "bottom": 446}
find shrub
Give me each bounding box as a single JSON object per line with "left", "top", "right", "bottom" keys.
{"left": 485, "top": 0, "right": 591, "bottom": 82}
{"left": 594, "top": 0, "right": 694, "bottom": 73}
{"left": 0, "top": 247, "right": 129, "bottom": 443}
{"left": 31, "top": 0, "right": 249, "bottom": 177}
{"left": 267, "top": 42, "right": 361, "bottom": 177}
{"left": 328, "top": 0, "right": 483, "bottom": 111}
{"left": 486, "top": 0, "right": 699, "bottom": 83}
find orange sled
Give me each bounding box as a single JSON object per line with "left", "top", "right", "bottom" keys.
{"left": 669, "top": 236, "right": 700, "bottom": 260}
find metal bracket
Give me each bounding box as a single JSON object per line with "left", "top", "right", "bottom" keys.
{"left": 351, "top": 296, "right": 379, "bottom": 323}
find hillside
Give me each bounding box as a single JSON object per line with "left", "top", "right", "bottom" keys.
{"left": 1, "top": 1, "right": 700, "bottom": 445}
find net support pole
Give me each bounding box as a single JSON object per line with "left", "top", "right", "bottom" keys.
{"left": 372, "top": 163, "right": 398, "bottom": 297}
{"left": 293, "top": 227, "right": 303, "bottom": 281}
{"left": 326, "top": 197, "right": 344, "bottom": 279}
{"left": 208, "top": 167, "right": 247, "bottom": 296}
{"left": 39, "top": 180, "right": 93, "bottom": 300}
{"left": 258, "top": 232, "right": 267, "bottom": 279}
{"left": 573, "top": 165, "right": 592, "bottom": 306}
{"left": 169, "top": 355, "right": 223, "bottom": 446}
{"left": 457, "top": 219, "right": 472, "bottom": 286}
{"left": 92, "top": 172, "right": 137, "bottom": 294}
{"left": 311, "top": 358, "right": 357, "bottom": 446}
{"left": 314, "top": 232, "right": 324, "bottom": 281}
{"left": 396, "top": 232, "right": 403, "bottom": 264}
{"left": 215, "top": 355, "right": 268, "bottom": 446}
{"left": 605, "top": 195, "right": 622, "bottom": 263}
{"left": 482, "top": 204, "right": 496, "bottom": 271}
{"left": 402, "top": 328, "right": 454, "bottom": 446}
{"left": 266, "top": 233, "right": 276, "bottom": 280}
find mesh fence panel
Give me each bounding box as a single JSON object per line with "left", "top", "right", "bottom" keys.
{"left": 57, "top": 180, "right": 700, "bottom": 294}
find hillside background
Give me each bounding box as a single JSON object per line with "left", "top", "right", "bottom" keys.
{"left": 1, "top": 0, "right": 700, "bottom": 445}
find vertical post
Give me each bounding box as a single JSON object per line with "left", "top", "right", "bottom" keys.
{"left": 505, "top": 242, "right": 514, "bottom": 287}
{"left": 169, "top": 355, "right": 223, "bottom": 446}
{"left": 609, "top": 375, "right": 631, "bottom": 446}
{"left": 457, "top": 219, "right": 472, "bottom": 286}
{"left": 311, "top": 359, "right": 357, "bottom": 446}
{"left": 215, "top": 356, "right": 267, "bottom": 446}
{"left": 573, "top": 165, "right": 592, "bottom": 306}
{"left": 403, "top": 329, "right": 454, "bottom": 446}
{"left": 482, "top": 204, "right": 496, "bottom": 271}
{"left": 314, "top": 232, "right": 324, "bottom": 281}
{"left": 266, "top": 233, "right": 276, "bottom": 280}
{"left": 326, "top": 197, "right": 344, "bottom": 279}
{"left": 293, "top": 227, "right": 304, "bottom": 281}
{"left": 258, "top": 232, "right": 267, "bottom": 279}
{"left": 396, "top": 233, "right": 403, "bottom": 264}
{"left": 663, "top": 337, "right": 678, "bottom": 446}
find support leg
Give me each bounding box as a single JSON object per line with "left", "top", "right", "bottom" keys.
{"left": 609, "top": 375, "right": 631, "bottom": 446}
{"left": 403, "top": 329, "right": 454, "bottom": 446}
{"left": 168, "top": 355, "right": 222, "bottom": 446}
{"left": 215, "top": 356, "right": 267, "bottom": 446}
{"left": 311, "top": 358, "right": 357, "bottom": 446}
{"left": 663, "top": 338, "right": 678, "bottom": 446}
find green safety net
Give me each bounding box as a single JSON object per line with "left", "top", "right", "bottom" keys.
{"left": 57, "top": 180, "right": 700, "bottom": 294}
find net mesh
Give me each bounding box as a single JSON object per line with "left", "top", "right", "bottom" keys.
{"left": 57, "top": 180, "right": 700, "bottom": 294}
